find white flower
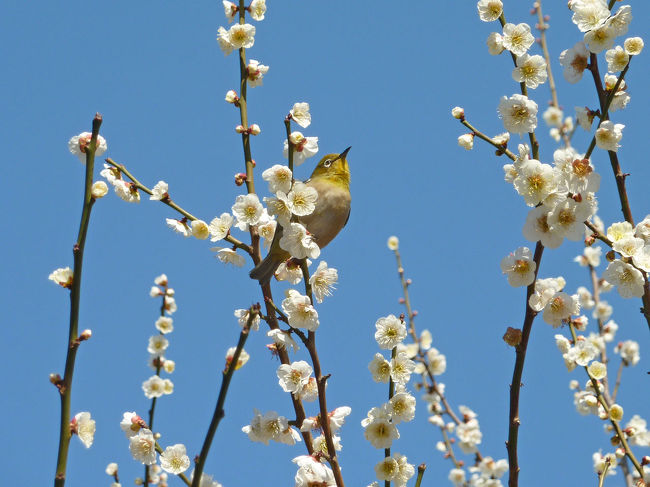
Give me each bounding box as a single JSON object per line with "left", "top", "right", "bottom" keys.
{"left": 559, "top": 42, "right": 590, "bottom": 83}
{"left": 608, "top": 5, "right": 632, "bottom": 37}
{"left": 246, "top": 59, "right": 269, "bottom": 87}
{"left": 208, "top": 213, "right": 233, "bottom": 242}
{"left": 595, "top": 121, "right": 624, "bottom": 152}
{"left": 529, "top": 276, "right": 565, "bottom": 311}
{"left": 500, "top": 247, "right": 537, "bottom": 287}
{"left": 542, "top": 292, "right": 579, "bottom": 327}
{"left": 166, "top": 218, "right": 191, "bottom": 237}
{"left": 287, "top": 182, "right": 318, "bottom": 217}
{"left": 458, "top": 133, "right": 474, "bottom": 150}
{"left": 387, "top": 236, "right": 399, "bottom": 250}
{"left": 486, "top": 32, "right": 504, "bottom": 55}
{"left": 547, "top": 199, "right": 592, "bottom": 241}
{"left": 243, "top": 410, "right": 289, "bottom": 445}
{"left": 391, "top": 352, "right": 416, "bottom": 385}
{"left": 575, "top": 107, "right": 595, "bottom": 130}
{"left": 223, "top": 1, "right": 237, "bottom": 22}
{"left": 375, "top": 314, "right": 407, "bottom": 349}
{"left": 282, "top": 289, "right": 319, "bottom": 331}
{"left": 543, "top": 107, "right": 563, "bottom": 128}
{"left": 100, "top": 163, "right": 120, "bottom": 184}
{"left": 227, "top": 23, "right": 255, "bottom": 49}
{"left": 262, "top": 165, "right": 293, "bottom": 194}
{"left": 632, "top": 245, "right": 650, "bottom": 272}
{"left": 513, "top": 159, "right": 558, "bottom": 206}
{"left": 268, "top": 329, "right": 300, "bottom": 353}
{"left": 309, "top": 261, "right": 338, "bottom": 303}
{"left": 448, "top": 468, "right": 466, "bottom": 486}
{"left": 283, "top": 132, "right": 319, "bottom": 165}
{"left": 375, "top": 453, "right": 415, "bottom": 487}
{"left": 426, "top": 348, "right": 447, "bottom": 375}
{"left": 584, "top": 20, "right": 615, "bottom": 53}
{"left": 612, "top": 235, "right": 644, "bottom": 258}
{"left": 616, "top": 340, "right": 640, "bottom": 366}
{"left": 279, "top": 222, "right": 321, "bottom": 259}
{"left": 456, "top": 416, "right": 483, "bottom": 453}
{"left": 120, "top": 412, "right": 143, "bottom": 438}
{"left": 593, "top": 451, "right": 617, "bottom": 476}
{"left": 68, "top": 132, "right": 108, "bottom": 162}
{"left": 624, "top": 36, "right": 644, "bottom": 56}
{"left": 635, "top": 215, "right": 650, "bottom": 242}
{"left": 588, "top": 361, "right": 607, "bottom": 380}
{"left": 388, "top": 392, "right": 416, "bottom": 423}
{"left": 369, "top": 353, "right": 391, "bottom": 383}
{"left": 159, "top": 444, "right": 190, "bottom": 474}
{"left": 277, "top": 360, "right": 313, "bottom": 394}
{"left": 498, "top": 94, "right": 538, "bottom": 135}
{"left": 264, "top": 194, "right": 292, "bottom": 227}
{"left": 362, "top": 406, "right": 399, "bottom": 449}
{"left": 625, "top": 415, "right": 650, "bottom": 446}
{"left": 501, "top": 23, "right": 534, "bottom": 57}
{"left": 155, "top": 316, "right": 174, "bottom": 334}
{"left": 512, "top": 54, "right": 547, "bottom": 89}
{"left": 249, "top": 0, "right": 266, "bottom": 21}
{"left": 258, "top": 216, "right": 276, "bottom": 249}
{"left": 234, "top": 308, "right": 261, "bottom": 331}
{"left": 232, "top": 193, "right": 264, "bottom": 230}
{"left": 91, "top": 181, "right": 109, "bottom": 199}
{"left": 293, "top": 455, "right": 335, "bottom": 487}
{"left": 290, "top": 102, "right": 312, "bottom": 128}
{"left": 567, "top": 340, "right": 598, "bottom": 367}
{"left": 72, "top": 412, "right": 96, "bottom": 448}
{"left": 571, "top": 2, "right": 609, "bottom": 32}
{"left": 150, "top": 181, "right": 168, "bottom": 201}
{"left": 477, "top": 457, "right": 509, "bottom": 479}
{"left": 142, "top": 375, "right": 166, "bottom": 399}
{"left": 275, "top": 259, "right": 305, "bottom": 284}
{"left": 216, "top": 26, "right": 234, "bottom": 55}
{"left": 602, "top": 260, "right": 645, "bottom": 298}
{"left": 129, "top": 429, "right": 157, "bottom": 466}
{"left": 477, "top": 0, "right": 503, "bottom": 22}
{"left": 49, "top": 267, "right": 74, "bottom": 288}
{"left": 148, "top": 335, "right": 169, "bottom": 355}
{"left": 191, "top": 220, "right": 210, "bottom": 240}
{"left": 163, "top": 360, "right": 175, "bottom": 373}
{"left": 605, "top": 45, "right": 629, "bottom": 72}
{"left": 106, "top": 463, "right": 118, "bottom": 476}
{"left": 190, "top": 472, "right": 223, "bottom": 487}
{"left": 522, "top": 206, "right": 564, "bottom": 249}
{"left": 114, "top": 180, "right": 140, "bottom": 203}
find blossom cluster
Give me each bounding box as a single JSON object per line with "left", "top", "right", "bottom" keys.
{"left": 362, "top": 314, "right": 416, "bottom": 486}
{"left": 143, "top": 274, "right": 177, "bottom": 400}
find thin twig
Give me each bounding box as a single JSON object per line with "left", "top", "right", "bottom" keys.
{"left": 54, "top": 114, "right": 102, "bottom": 487}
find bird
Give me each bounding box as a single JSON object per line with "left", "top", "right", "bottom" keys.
{"left": 250, "top": 147, "right": 351, "bottom": 285}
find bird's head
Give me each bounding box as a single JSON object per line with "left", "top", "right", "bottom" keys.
{"left": 309, "top": 147, "right": 351, "bottom": 188}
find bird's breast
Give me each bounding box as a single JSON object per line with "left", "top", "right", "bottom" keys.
{"left": 299, "top": 179, "right": 351, "bottom": 249}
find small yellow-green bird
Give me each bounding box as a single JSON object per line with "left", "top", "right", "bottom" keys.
{"left": 250, "top": 147, "right": 351, "bottom": 284}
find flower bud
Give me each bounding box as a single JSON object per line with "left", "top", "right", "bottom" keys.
{"left": 79, "top": 329, "right": 92, "bottom": 341}
{"left": 235, "top": 125, "right": 246, "bottom": 133}
{"left": 225, "top": 90, "right": 239, "bottom": 104}
{"left": 458, "top": 133, "right": 474, "bottom": 150}
{"left": 249, "top": 124, "right": 261, "bottom": 135}
{"left": 503, "top": 327, "right": 522, "bottom": 347}
{"left": 451, "top": 107, "right": 465, "bottom": 119}
{"left": 91, "top": 181, "right": 109, "bottom": 199}
{"left": 191, "top": 219, "right": 210, "bottom": 240}
{"left": 234, "top": 173, "right": 247, "bottom": 186}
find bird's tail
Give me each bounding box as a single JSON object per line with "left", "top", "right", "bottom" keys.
{"left": 249, "top": 253, "right": 280, "bottom": 285}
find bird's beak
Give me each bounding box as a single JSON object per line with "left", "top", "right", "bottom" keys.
{"left": 338, "top": 146, "right": 351, "bottom": 160}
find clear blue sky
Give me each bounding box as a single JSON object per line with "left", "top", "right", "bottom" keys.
{"left": 1, "top": 1, "right": 648, "bottom": 486}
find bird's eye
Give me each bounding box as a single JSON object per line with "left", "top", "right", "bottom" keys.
{"left": 323, "top": 159, "right": 332, "bottom": 167}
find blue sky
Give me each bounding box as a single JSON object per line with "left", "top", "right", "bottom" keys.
{"left": 2, "top": 1, "right": 649, "bottom": 486}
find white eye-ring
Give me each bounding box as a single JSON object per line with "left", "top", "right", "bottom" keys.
{"left": 323, "top": 159, "right": 332, "bottom": 167}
